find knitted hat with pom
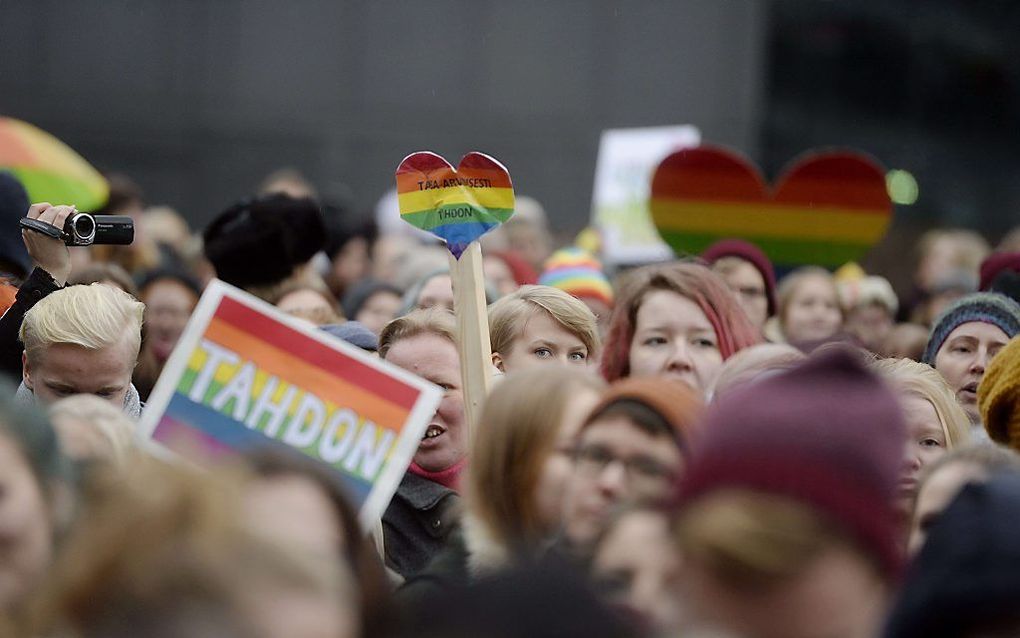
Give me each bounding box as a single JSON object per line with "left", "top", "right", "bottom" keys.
{"left": 539, "top": 247, "right": 613, "bottom": 308}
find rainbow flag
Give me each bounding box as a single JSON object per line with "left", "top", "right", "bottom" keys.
{"left": 0, "top": 117, "right": 108, "bottom": 210}
{"left": 396, "top": 151, "right": 514, "bottom": 258}
{"left": 650, "top": 146, "right": 892, "bottom": 268}
{"left": 140, "top": 281, "right": 441, "bottom": 528}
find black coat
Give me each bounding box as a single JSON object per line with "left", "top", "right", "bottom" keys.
{"left": 382, "top": 472, "right": 461, "bottom": 579}
{"left": 0, "top": 268, "right": 62, "bottom": 383}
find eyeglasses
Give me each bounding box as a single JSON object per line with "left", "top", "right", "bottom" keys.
{"left": 573, "top": 444, "right": 676, "bottom": 493}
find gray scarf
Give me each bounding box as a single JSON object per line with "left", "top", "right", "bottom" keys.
{"left": 15, "top": 381, "right": 143, "bottom": 420}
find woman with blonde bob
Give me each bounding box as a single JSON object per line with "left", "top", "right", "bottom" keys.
{"left": 601, "top": 262, "right": 759, "bottom": 395}
{"left": 399, "top": 366, "right": 603, "bottom": 597}
{"left": 488, "top": 285, "right": 601, "bottom": 372}
{"left": 869, "top": 357, "right": 971, "bottom": 524}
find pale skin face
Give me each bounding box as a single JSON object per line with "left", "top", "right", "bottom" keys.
{"left": 0, "top": 435, "right": 55, "bottom": 611}
{"left": 24, "top": 336, "right": 136, "bottom": 408}
{"left": 934, "top": 322, "right": 1009, "bottom": 423}
{"left": 493, "top": 310, "right": 591, "bottom": 373}
{"left": 782, "top": 274, "right": 843, "bottom": 343}
{"left": 592, "top": 510, "right": 683, "bottom": 635}
{"left": 715, "top": 259, "right": 769, "bottom": 330}
{"left": 562, "top": 414, "right": 682, "bottom": 549}
{"left": 682, "top": 542, "right": 887, "bottom": 638}
{"left": 908, "top": 461, "right": 986, "bottom": 555}
{"left": 483, "top": 256, "right": 518, "bottom": 297}
{"left": 629, "top": 290, "right": 723, "bottom": 394}
{"left": 417, "top": 275, "right": 455, "bottom": 312}
{"left": 143, "top": 279, "right": 198, "bottom": 362}
{"left": 354, "top": 290, "right": 402, "bottom": 335}
{"left": 845, "top": 303, "right": 894, "bottom": 352}
{"left": 532, "top": 387, "right": 600, "bottom": 531}
{"left": 897, "top": 394, "right": 948, "bottom": 519}
{"left": 383, "top": 334, "right": 467, "bottom": 471}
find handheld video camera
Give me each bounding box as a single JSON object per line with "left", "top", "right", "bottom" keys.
{"left": 19, "top": 212, "right": 134, "bottom": 246}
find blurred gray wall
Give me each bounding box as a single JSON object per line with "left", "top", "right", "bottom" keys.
{"left": 1, "top": 0, "right": 766, "bottom": 233}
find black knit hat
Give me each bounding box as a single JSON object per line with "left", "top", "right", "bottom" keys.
{"left": 884, "top": 473, "right": 1020, "bottom": 637}
{"left": 203, "top": 194, "right": 326, "bottom": 289}
{"left": 0, "top": 172, "right": 33, "bottom": 278}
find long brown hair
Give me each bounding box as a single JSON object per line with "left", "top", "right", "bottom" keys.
{"left": 466, "top": 367, "right": 604, "bottom": 552}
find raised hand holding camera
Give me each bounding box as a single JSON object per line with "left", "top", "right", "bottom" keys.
{"left": 20, "top": 203, "right": 73, "bottom": 286}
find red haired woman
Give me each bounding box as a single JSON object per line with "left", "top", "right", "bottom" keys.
{"left": 601, "top": 262, "right": 760, "bottom": 395}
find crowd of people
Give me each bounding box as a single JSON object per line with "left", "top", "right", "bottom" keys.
{"left": 1, "top": 165, "right": 1020, "bottom": 638}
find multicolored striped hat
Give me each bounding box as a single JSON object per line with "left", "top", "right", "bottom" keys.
{"left": 539, "top": 247, "right": 613, "bottom": 307}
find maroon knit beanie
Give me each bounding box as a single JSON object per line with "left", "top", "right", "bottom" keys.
{"left": 979, "top": 252, "right": 1020, "bottom": 292}
{"left": 677, "top": 349, "right": 905, "bottom": 579}
{"left": 702, "top": 239, "right": 778, "bottom": 316}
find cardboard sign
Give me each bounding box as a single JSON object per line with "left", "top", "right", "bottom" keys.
{"left": 396, "top": 151, "right": 514, "bottom": 259}
{"left": 650, "top": 145, "right": 892, "bottom": 268}
{"left": 138, "top": 280, "right": 442, "bottom": 528}
{"left": 591, "top": 125, "right": 701, "bottom": 267}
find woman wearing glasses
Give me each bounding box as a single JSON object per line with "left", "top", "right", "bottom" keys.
{"left": 560, "top": 376, "right": 703, "bottom": 562}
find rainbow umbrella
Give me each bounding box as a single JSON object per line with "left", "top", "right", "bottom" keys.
{"left": 0, "top": 116, "right": 108, "bottom": 210}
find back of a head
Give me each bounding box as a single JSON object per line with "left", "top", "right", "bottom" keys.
{"left": 979, "top": 336, "right": 1020, "bottom": 449}
{"left": 884, "top": 473, "right": 1020, "bottom": 638}
{"left": 20, "top": 283, "right": 145, "bottom": 365}
{"left": 30, "top": 458, "right": 354, "bottom": 638}
{"left": 678, "top": 350, "right": 907, "bottom": 582}
{"left": 709, "top": 343, "right": 806, "bottom": 400}
{"left": 48, "top": 394, "right": 136, "bottom": 466}
{"left": 202, "top": 194, "right": 326, "bottom": 291}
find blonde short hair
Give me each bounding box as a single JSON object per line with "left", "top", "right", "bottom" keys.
{"left": 488, "top": 285, "right": 601, "bottom": 359}
{"left": 20, "top": 283, "right": 145, "bottom": 365}
{"left": 870, "top": 357, "right": 971, "bottom": 448}
{"left": 378, "top": 307, "right": 457, "bottom": 359}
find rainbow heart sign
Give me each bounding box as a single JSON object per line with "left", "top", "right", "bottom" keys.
{"left": 649, "top": 145, "right": 893, "bottom": 268}
{"left": 396, "top": 151, "right": 514, "bottom": 258}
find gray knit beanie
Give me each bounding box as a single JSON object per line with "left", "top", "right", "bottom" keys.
{"left": 922, "top": 292, "right": 1020, "bottom": 365}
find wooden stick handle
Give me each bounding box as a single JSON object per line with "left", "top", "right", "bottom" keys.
{"left": 448, "top": 241, "right": 493, "bottom": 436}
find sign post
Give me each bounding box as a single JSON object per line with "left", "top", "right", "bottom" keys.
{"left": 394, "top": 151, "right": 515, "bottom": 431}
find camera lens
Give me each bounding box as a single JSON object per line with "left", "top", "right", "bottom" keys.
{"left": 71, "top": 214, "right": 96, "bottom": 241}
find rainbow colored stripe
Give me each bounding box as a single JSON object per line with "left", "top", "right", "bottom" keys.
{"left": 650, "top": 147, "right": 892, "bottom": 268}
{"left": 539, "top": 247, "right": 614, "bottom": 305}
{"left": 0, "top": 117, "right": 108, "bottom": 210}
{"left": 152, "top": 296, "right": 421, "bottom": 505}
{"left": 396, "top": 152, "right": 514, "bottom": 258}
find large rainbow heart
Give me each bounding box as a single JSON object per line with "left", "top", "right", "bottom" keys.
{"left": 650, "top": 145, "right": 892, "bottom": 268}
{"left": 396, "top": 151, "right": 515, "bottom": 258}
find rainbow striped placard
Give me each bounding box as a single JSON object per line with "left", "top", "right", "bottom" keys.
{"left": 138, "top": 280, "right": 442, "bottom": 529}
{"left": 396, "top": 151, "right": 514, "bottom": 258}
{"left": 650, "top": 145, "right": 893, "bottom": 268}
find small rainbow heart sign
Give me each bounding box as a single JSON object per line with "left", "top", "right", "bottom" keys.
{"left": 396, "top": 151, "right": 515, "bottom": 258}
{"left": 649, "top": 145, "right": 892, "bottom": 268}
